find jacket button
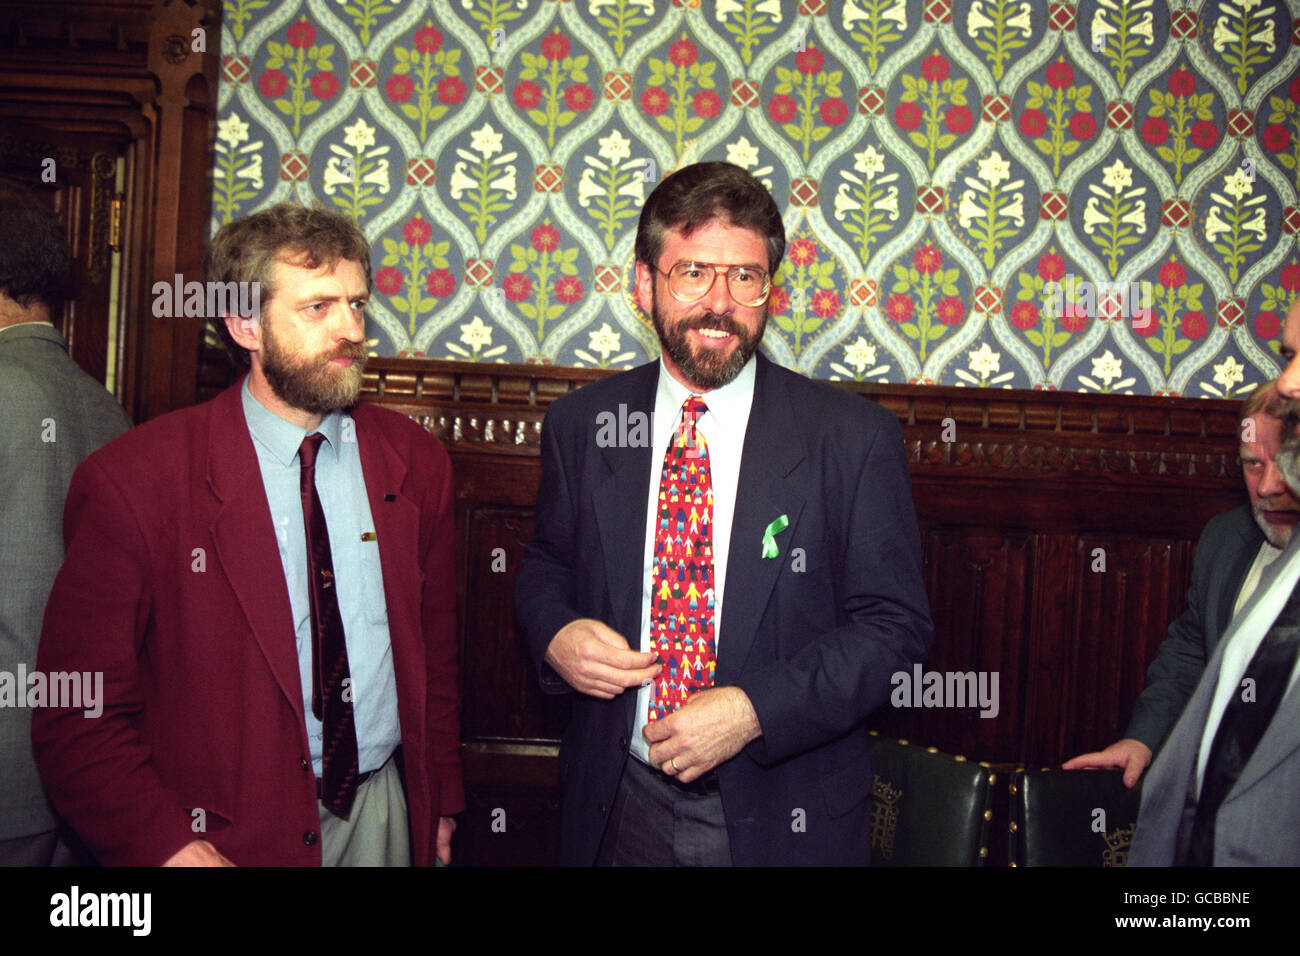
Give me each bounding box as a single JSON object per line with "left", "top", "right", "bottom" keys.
{"left": 303, "top": 831, "right": 318, "bottom": 846}
{"left": 300, "top": 758, "right": 310, "bottom": 772}
{"left": 598, "top": 803, "right": 607, "bottom": 816}
{"left": 618, "top": 736, "right": 628, "bottom": 750}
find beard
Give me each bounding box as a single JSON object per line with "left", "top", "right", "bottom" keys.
{"left": 1277, "top": 403, "right": 1300, "bottom": 517}
{"left": 260, "top": 317, "right": 367, "bottom": 415}
{"left": 652, "top": 298, "right": 766, "bottom": 391}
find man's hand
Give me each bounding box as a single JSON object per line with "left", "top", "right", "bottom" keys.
{"left": 162, "top": 839, "right": 235, "bottom": 867}
{"left": 643, "top": 686, "right": 762, "bottom": 783}
{"left": 1062, "top": 738, "right": 1153, "bottom": 788}
{"left": 544, "top": 618, "right": 660, "bottom": 698}
{"left": 437, "top": 816, "right": 456, "bottom": 865}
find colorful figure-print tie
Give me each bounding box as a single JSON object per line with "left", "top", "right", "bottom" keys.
{"left": 649, "top": 396, "right": 716, "bottom": 722}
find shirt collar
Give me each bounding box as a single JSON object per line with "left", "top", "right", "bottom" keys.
{"left": 654, "top": 354, "right": 757, "bottom": 436}
{"left": 241, "top": 376, "right": 343, "bottom": 467}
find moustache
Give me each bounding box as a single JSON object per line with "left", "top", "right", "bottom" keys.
{"left": 326, "top": 343, "right": 367, "bottom": 363}
{"left": 680, "top": 313, "right": 747, "bottom": 337}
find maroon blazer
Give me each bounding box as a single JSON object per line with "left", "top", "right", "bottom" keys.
{"left": 32, "top": 381, "right": 463, "bottom": 866}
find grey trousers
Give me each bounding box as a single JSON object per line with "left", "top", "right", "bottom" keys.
{"left": 318, "top": 757, "right": 411, "bottom": 867}
{"left": 596, "top": 757, "right": 731, "bottom": 866}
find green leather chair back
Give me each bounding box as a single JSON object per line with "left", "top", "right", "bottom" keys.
{"left": 1009, "top": 768, "right": 1141, "bottom": 866}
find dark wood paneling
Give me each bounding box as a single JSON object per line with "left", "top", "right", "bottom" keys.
{"left": 357, "top": 358, "right": 1246, "bottom": 864}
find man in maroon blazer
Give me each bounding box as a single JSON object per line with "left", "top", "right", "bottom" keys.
{"left": 32, "top": 204, "right": 462, "bottom": 866}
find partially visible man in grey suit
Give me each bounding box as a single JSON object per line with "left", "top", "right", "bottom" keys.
{"left": 1066, "top": 380, "right": 1299, "bottom": 786}
{"left": 1129, "top": 296, "right": 1300, "bottom": 866}
{"left": 0, "top": 193, "right": 132, "bottom": 865}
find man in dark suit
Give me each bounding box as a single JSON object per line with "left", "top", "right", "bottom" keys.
{"left": 33, "top": 204, "right": 462, "bottom": 866}
{"left": 514, "top": 163, "right": 932, "bottom": 866}
{"left": 0, "top": 194, "right": 131, "bottom": 866}
{"left": 1065, "top": 381, "right": 1297, "bottom": 787}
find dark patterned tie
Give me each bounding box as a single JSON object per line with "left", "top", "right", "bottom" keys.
{"left": 299, "top": 433, "right": 359, "bottom": 816}
{"left": 1184, "top": 581, "right": 1300, "bottom": 865}
{"left": 648, "top": 396, "right": 716, "bottom": 723}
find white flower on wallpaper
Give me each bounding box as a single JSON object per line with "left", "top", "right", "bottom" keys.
{"left": 715, "top": 0, "right": 781, "bottom": 20}
{"left": 835, "top": 145, "right": 899, "bottom": 263}
{"left": 214, "top": 112, "right": 263, "bottom": 222}
{"left": 956, "top": 151, "right": 1025, "bottom": 269}
{"left": 725, "top": 137, "right": 774, "bottom": 191}
{"left": 577, "top": 130, "right": 646, "bottom": 252}
{"left": 954, "top": 342, "right": 1014, "bottom": 386}
{"left": 1079, "top": 349, "right": 1137, "bottom": 393}
{"left": 966, "top": 1, "right": 1031, "bottom": 37}
{"left": 444, "top": 316, "right": 508, "bottom": 361}
{"left": 323, "top": 118, "right": 391, "bottom": 221}
{"left": 1083, "top": 159, "right": 1148, "bottom": 276}
{"left": 1199, "top": 355, "right": 1252, "bottom": 397}
{"left": 1205, "top": 167, "right": 1267, "bottom": 283}
{"left": 592, "top": 0, "right": 654, "bottom": 13}
{"left": 828, "top": 335, "right": 890, "bottom": 381}
{"left": 449, "top": 123, "right": 519, "bottom": 243}
{"left": 1212, "top": 1, "right": 1276, "bottom": 53}
{"left": 574, "top": 322, "right": 637, "bottom": 369}
{"left": 843, "top": 0, "right": 906, "bottom": 30}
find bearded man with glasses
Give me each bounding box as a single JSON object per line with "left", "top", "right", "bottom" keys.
{"left": 515, "top": 161, "right": 933, "bottom": 866}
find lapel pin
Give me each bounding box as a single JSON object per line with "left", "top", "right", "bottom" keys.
{"left": 761, "top": 515, "right": 789, "bottom": 558}
{"left": 361, "top": 532, "right": 376, "bottom": 542}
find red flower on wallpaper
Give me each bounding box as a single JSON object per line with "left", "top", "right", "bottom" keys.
{"left": 1281, "top": 264, "right": 1300, "bottom": 291}
{"left": 1256, "top": 311, "right": 1282, "bottom": 339}
{"left": 426, "top": 269, "right": 456, "bottom": 298}
{"left": 945, "top": 105, "right": 973, "bottom": 134}
{"left": 1019, "top": 108, "right": 1047, "bottom": 138}
{"left": 668, "top": 38, "right": 698, "bottom": 68}
{"left": 894, "top": 101, "right": 922, "bottom": 131}
{"left": 374, "top": 267, "right": 404, "bottom": 296}
{"left": 540, "top": 32, "right": 571, "bottom": 61}
{"left": 913, "top": 245, "right": 942, "bottom": 274}
{"left": 769, "top": 94, "right": 798, "bottom": 124}
{"left": 513, "top": 80, "right": 542, "bottom": 110}
{"left": 1169, "top": 69, "right": 1196, "bottom": 98}
{"left": 564, "top": 83, "right": 594, "bottom": 111}
{"left": 1045, "top": 61, "right": 1074, "bottom": 90}
{"left": 438, "top": 76, "right": 466, "bottom": 105}
{"left": 503, "top": 273, "right": 533, "bottom": 302}
{"left": 1061, "top": 303, "right": 1090, "bottom": 334}
{"left": 886, "top": 293, "right": 914, "bottom": 323}
{"left": 811, "top": 289, "right": 840, "bottom": 318}
{"left": 386, "top": 74, "right": 414, "bottom": 103}
{"left": 1190, "top": 120, "right": 1219, "bottom": 150}
{"left": 921, "top": 53, "right": 949, "bottom": 83}
{"left": 1158, "top": 261, "right": 1186, "bottom": 289}
{"left": 1141, "top": 116, "right": 1169, "bottom": 146}
{"left": 767, "top": 286, "right": 790, "bottom": 314}
{"left": 260, "top": 70, "right": 288, "bottom": 98}
{"left": 693, "top": 89, "right": 721, "bottom": 119}
{"left": 936, "top": 296, "right": 965, "bottom": 326}
{"left": 1037, "top": 254, "right": 1065, "bottom": 282}
{"left": 820, "top": 98, "right": 849, "bottom": 126}
{"left": 554, "top": 275, "right": 584, "bottom": 304}
{"left": 641, "top": 86, "right": 669, "bottom": 116}
{"left": 287, "top": 19, "right": 316, "bottom": 50}
{"left": 1289, "top": 76, "right": 1300, "bottom": 105}
{"left": 310, "top": 73, "right": 338, "bottom": 99}
{"left": 404, "top": 217, "right": 433, "bottom": 246}
{"left": 1010, "top": 301, "right": 1038, "bottom": 330}
{"left": 787, "top": 239, "right": 818, "bottom": 266}
{"left": 531, "top": 223, "right": 561, "bottom": 253}
{"left": 1263, "top": 124, "right": 1292, "bottom": 152}
{"left": 414, "top": 25, "right": 442, "bottom": 54}
{"left": 1180, "top": 311, "right": 1208, "bottom": 340}
{"left": 796, "top": 47, "right": 825, "bottom": 75}
{"left": 1070, "top": 112, "right": 1097, "bottom": 140}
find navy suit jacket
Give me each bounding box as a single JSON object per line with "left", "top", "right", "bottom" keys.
{"left": 1125, "top": 505, "right": 1263, "bottom": 753}
{"left": 514, "top": 354, "right": 933, "bottom": 865}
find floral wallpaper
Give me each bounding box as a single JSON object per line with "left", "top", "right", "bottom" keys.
{"left": 212, "top": 0, "right": 1300, "bottom": 395}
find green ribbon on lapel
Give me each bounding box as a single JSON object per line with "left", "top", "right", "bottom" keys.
{"left": 761, "top": 514, "right": 789, "bottom": 559}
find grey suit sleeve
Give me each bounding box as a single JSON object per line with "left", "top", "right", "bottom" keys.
{"left": 1124, "top": 524, "right": 1226, "bottom": 751}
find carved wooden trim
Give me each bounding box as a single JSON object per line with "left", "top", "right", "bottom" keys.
{"left": 362, "top": 357, "right": 1245, "bottom": 483}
